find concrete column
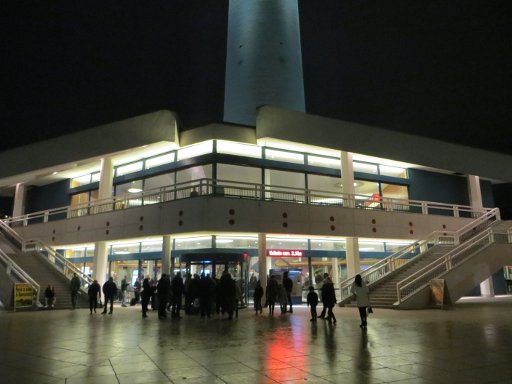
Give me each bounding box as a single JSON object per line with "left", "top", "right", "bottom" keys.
{"left": 146, "top": 260, "right": 154, "bottom": 279}
{"left": 341, "top": 151, "right": 361, "bottom": 278}
{"left": 468, "top": 175, "right": 494, "bottom": 297}
{"left": 258, "top": 234, "right": 268, "bottom": 290}
{"left": 162, "top": 235, "right": 172, "bottom": 276}
{"left": 12, "top": 183, "right": 27, "bottom": 218}
{"left": 346, "top": 238, "right": 361, "bottom": 278}
{"left": 97, "top": 157, "right": 114, "bottom": 213}
{"left": 93, "top": 241, "right": 108, "bottom": 287}
{"left": 331, "top": 257, "right": 339, "bottom": 287}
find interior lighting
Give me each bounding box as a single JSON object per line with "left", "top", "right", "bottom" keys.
{"left": 128, "top": 188, "right": 143, "bottom": 193}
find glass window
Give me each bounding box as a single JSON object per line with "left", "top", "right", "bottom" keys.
{"left": 265, "top": 149, "right": 304, "bottom": 164}
{"left": 310, "top": 239, "right": 346, "bottom": 251}
{"left": 358, "top": 241, "right": 385, "bottom": 252}
{"left": 91, "top": 172, "right": 101, "bottom": 183}
{"left": 307, "top": 155, "right": 340, "bottom": 169}
{"left": 86, "top": 248, "right": 95, "bottom": 257}
{"left": 174, "top": 236, "right": 213, "bottom": 250}
{"left": 380, "top": 165, "right": 407, "bottom": 178}
{"left": 111, "top": 243, "right": 140, "bottom": 255}
{"left": 176, "top": 165, "right": 212, "bottom": 184}
{"left": 116, "top": 161, "right": 143, "bottom": 176}
{"left": 381, "top": 183, "right": 409, "bottom": 200}
{"left": 70, "top": 174, "right": 91, "bottom": 188}
{"left": 116, "top": 180, "right": 143, "bottom": 196}
{"left": 141, "top": 240, "right": 163, "bottom": 253}
{"left": 307, "top": 174, "right": 343, "bottom": 205}
{"left": 177, "top": 141, "right": 213, "bottom": 161}
{"left": 70, "top": 192, "right": 90, "bottom": 206}
{"left": 144, "top": 173, "right": 175, "bottom": 191}
{"left": 215, "top": 236, "right": 258, "bottom": 249}
{"left": 267, "top": 237, "right": 308, "bottom": 250}
{"left": 264, "top": 169, "right": 305, "bottom": 202}
{"left": 354, "top": 162, "right": 378, "bottom": 175}
{"left": 385, "top": 241, "right": 413, "bottom": 253}
{"left": 217, "top": 164, "right": 261, "bottom": 184}
{"left": 146, "top": 153, "right": 175, "bottom": 169}
{"left": 217, "top": 141, "right": 262, "bottom": 158}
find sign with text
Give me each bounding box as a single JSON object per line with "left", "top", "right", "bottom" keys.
{"left": 267, "top": 250, "right": 303, "bottom": 257}
{"left": 14, "top": 283, "right": 33, "bottom": 309}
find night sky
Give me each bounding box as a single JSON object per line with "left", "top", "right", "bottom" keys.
{"left": 2, "top": 1, "right": 511, "bottom": 154}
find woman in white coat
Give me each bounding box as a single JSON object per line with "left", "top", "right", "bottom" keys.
{"left": 351, "top": 274, "right": 370, "bottom": 328}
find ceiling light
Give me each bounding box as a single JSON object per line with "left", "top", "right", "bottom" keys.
{"left": 128, "top": 188, "right": 143, "bottom": 193}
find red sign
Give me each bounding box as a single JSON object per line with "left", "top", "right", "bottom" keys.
{"left": 267, "top": 250, "right": 303, "bottom": 257}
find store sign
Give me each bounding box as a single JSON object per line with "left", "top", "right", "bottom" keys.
{"left": 267, "top": 250, "right": 303, "bottom": 257}
{"left": 14, "top": 283, "right": 33, "bottom": 310}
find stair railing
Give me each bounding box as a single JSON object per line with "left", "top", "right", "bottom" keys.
{"left": 395, "top": 208, "right": 500, "bottom": 304}
{"left": 396, "top": 228, "right": 494, "bottom": 304}
{"left": 23, "top": 239, "right": 93, "bottom": 289}
{"left": 0, "top": 248, "right": 41, "bottom": 305}
{"left": 0, "top": 219, "right": 24, "bottom": 249}
{"left": 337, "top": 230, "right": 457, "bottom": 304}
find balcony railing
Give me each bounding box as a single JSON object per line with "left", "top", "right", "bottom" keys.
{"left": 3, "top": 178, "right": 490, "bottom": 227}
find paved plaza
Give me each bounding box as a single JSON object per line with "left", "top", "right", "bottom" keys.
{"left": 1, "top": 297, "right": 511, "bottom": 384}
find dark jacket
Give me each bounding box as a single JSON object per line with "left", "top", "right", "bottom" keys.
{"left": 307, "top": 290, "right": 319, "bottom": 306}
{"left": 103, "top": 280, "right": 118, "bottom": 299}
{"left": 321, "top": 281, "right": 336, "bottom": 307}
{"left": 88, "top": 282, "right": 101, "bottom": 298}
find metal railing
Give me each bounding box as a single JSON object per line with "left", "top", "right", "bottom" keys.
{"left": 395, "top": 208, "right": 502, "bottom": 304}
{"left": 2, "top": 178, "right": 490, "bottom": 227}
{"left": 0, "top": 248, "right": 41, "bottom": 304}
{"left": 23, "top": 239, "right": 94, "bottom": 289}
{"left": 337, "top": 208, "right": 501, "bottom": 305}
{"left": 0, "top": 218, "right": 24, "bottom": 248}
{"left": 396, "top": 229, "right": 494, "bottom": 303}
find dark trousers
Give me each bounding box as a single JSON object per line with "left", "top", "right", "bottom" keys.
{"left": 199, "top": 297, "right": 211, "bottom": 318}
{"left": 326, "top": 305, "right": 336, "bottom": 323}
{"left": 158, "top": 295, "right": 167, "bottom": 318}
{"left": 103, "top": 297, "right": 114, "bottom": 313}
{"left": 141, "top": 296, "right": 150, "bottom": 316}
{"left": 310, "top": 305, "right": 317, "bottom": 321}
{"left": 358, "top": 306, "right": 367, "bottom": 325}
{"left": 171, "top": 295, "right": 182, "bottom": 317}
{"left": 89, "top": 296, "right": 98, "bottom": 313}
{"left": 286, "top": 292, "right": 293, "bottom": 312}
{"left": 71, "top": 290, "right": 78, "bottom": 309}
{"left": 319, "top": 303, "right": 327, "bottom": 318}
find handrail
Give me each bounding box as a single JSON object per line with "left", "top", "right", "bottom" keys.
{"left": 0, "top": 248, "right": 41, "bottom": 305}
{"left": 23, "top": 239, "right": 93, "bottom": 289}
{"left": 337, "top": 230, "right": 456, "bottom": 304}
{"left": 396, "top": 228, "right": 494, "bottom": 304}
{"left": 337, "top": 208, "right": 500, "bottom": 305}
{"left": 2, "top": 178, "right": 490, "bottom": 227}
{"left": 0, "top": 219, "right": 24, "bottom": 247}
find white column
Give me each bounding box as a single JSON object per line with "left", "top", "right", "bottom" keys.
{"left": 331, "top": 257, "right": 339, "bottom": 287}
{"left": 258, "top": 234, "right": 268, "bottom": 290}
{"left": 146, "top": 260, "right": 154, "bottom": 279}
{"left": 341, "top": 151, "right": 361, "bottom": 278}
{"left": 93, "top": 241, "right": 108, "bottom": 287}
{"left": 468, "top": 175, "right": 494, "bottom": 297}
{"left": 13, "top": 183, "right": 27, "bottom": 218}
{"left": 162, "top": 235, "right": 172, "bottom": 276}
{"left": 97, "top": 157, "right": 114, "bottom": 213}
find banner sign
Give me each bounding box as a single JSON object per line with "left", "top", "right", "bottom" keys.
{"left": 267, "top": 250, "right": 303, "bottom": 257}
{"left": 14, "top": 283, "right": 33, "bottom": 310}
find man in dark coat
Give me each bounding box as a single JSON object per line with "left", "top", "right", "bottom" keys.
{"left": 171, "top": 272, "right": 184, "bottom": 318}
{"left": 283, "top": 271, "right": 293, "bottom": 313}
{"left": 70, "top": 273, "right": 81, "bottom": 309}
{"left": 156, "top": 274, "right": 171, "bottom": 319}
{"left": 88, "top": 279, "right": 101, "bottom": 314}
{"left": 101, "top": 277, "right": 118, "bottom": 315}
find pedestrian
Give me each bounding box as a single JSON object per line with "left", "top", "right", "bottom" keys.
{"left": 253, "top": 280, "right": 264, "bottom": 315}
{"left": 120, "top": 276, "right": 129, "bottom": 307}
{"left": 171, "top": 272, "right": 184, "bottom": 319}
{"left": 318, "top": 272, "right": 329, "bottom": 319}
{"left": 283, "top": 271, "right": 293, "bottom": 313}
{"left": 322, "top": 277, "right": 337, "bottom": 324}
{"left": 351, "top": 274, "right": 370, "bottom": 328}
{"left": 156, "top": 274, "right": 171, "bottom": 319}
{"left": 307, "top": 286, "right": 319, "bottom": 322}
{"left": 70, "top": 273, "right": 81, "bottom": 309}
{"left": 198, "top": 273, "right": 215, "bottom": 318}
{"left": 44, "top": 284, "right": 55, "bottom": 309}
{"left": 266, "top": 275, "right": 279, "bottom": 316}
{"left": 101, "top": 277, "right": 118, "bottom": 315}
{"left": 278, "top": 283, "right": 287, "bottom": 314}
{"left": 141, "top": 277, "right": 153, "bottom": 318}
{"left": 88, "top": 279, "right": 101, "bottom": 314}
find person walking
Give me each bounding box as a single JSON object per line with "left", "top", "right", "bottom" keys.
{"left": 307, "top": 286, "right": 319, "bottom": 322}
{"left": 156, "top": 274, "right": 171, "bottom": 319}
{"left": 70, "top": 273, "right": 81, "bottom": 309}
{"left": 253, "top": 280, "right": 264, "bottom": 315}
{"left": 283, "top": 271, "right": 293, "bottom": 313}
{"left": 171, "top": 272, "right": 184, "bottom": 319}
{"left": 322, "top": 277, "right": 337, "bottom": 324}
{"left": 266, "top": 275, "right": 279, "bottom": 316}
{"left": 351, "top": 274, "right": 370, "bottom": 328}
{"left": 101, "top": 277, "right": 118, "bottom": 315}
{"left": 120, "top": 276, "right": 129, "bottom": 307}
{"left": 318, "top": 272, "right": 329, "bottom": 319}
{"left": 88, "top": 279, "right": 101, "bottom": 314}
{"left": 141, "top": 277, "right": 153, "bottom": 318}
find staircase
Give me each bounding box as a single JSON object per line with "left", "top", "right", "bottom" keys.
{"left": 338, "top": 208, "right": 512, "bottom": 309}
{"left": 6, "top": 251, "right": 89, "bottom": 309}
{"left": 366, "top": 245, "right": 455, "bottom": 307}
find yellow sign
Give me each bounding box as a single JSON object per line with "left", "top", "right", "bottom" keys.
{"left": 14, "top": 283, "right": 33, "bottom": 308}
